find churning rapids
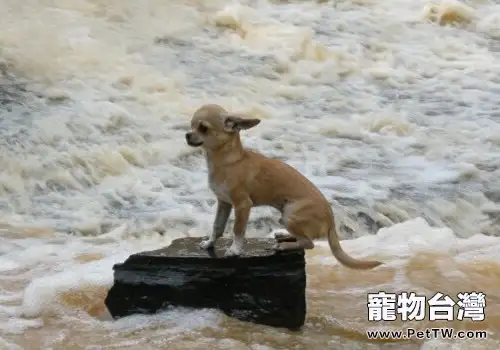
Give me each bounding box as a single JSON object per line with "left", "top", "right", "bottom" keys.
{"left": 1, "top": 0, "right": 500, "bottom": 349}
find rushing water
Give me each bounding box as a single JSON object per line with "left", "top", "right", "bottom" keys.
{"left": 1, "top": 0, "right": 500, "bottom": 349}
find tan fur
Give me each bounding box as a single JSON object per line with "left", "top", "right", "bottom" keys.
{"left": 185, "top": 104, "right": 382, "bottom": 269}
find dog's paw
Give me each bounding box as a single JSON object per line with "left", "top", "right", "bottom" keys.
{"left": 273, "top": 231, "right": 297, "bottom": 243}
{"left": 199, "top": 239, "right": 214, "bottom": 250}
{"left": 224, "top": 245, "right": 242, "bottom": 257}
{"left": 273, "top": 231, "right": 286, "bottom": 239}
{"left": 273, "top": 241, "right": 302, "bottom": 251}
{"left": 273, "top": 242, "right": 292, "bottom": 251}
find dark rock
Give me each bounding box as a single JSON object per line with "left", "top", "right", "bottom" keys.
{"left": 105, "top": 237, "right": 307, "bottom": 330}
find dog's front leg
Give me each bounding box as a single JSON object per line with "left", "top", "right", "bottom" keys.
{"left": 224, "top": 197, "right": 252, "bottom": 257}
{"left": 200, "top": 199, "right": 232, "bottom": 249}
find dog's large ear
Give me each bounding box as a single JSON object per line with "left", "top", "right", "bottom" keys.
{"left": 223, "top": 115, "right": 261, "bottom": 132}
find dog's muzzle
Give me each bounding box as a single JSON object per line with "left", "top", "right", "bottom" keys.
{"left": 185, "top": 132, "right": 203, "bottom": 147}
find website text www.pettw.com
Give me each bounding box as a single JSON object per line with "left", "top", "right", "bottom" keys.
{"left": 366, "top": 328, "right": 488, "bottom": 340}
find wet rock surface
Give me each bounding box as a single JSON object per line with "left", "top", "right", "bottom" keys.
{"left": 105, "top": 237, "right": 307, "bottom": 330}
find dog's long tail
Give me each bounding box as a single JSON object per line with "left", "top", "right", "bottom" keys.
{"left": 327, "top": 225, "right": 382, "bottom": 270}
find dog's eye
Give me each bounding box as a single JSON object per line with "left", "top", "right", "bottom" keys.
{"left": 198, "top": 124, "right": 208, "bottom": 134}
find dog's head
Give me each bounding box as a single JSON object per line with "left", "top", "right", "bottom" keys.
{"left": 185, "top": 104, "right": 261, "bottom": 149}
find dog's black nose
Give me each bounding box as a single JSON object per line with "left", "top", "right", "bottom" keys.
{"left": 185, "top": 132, "right": 192, "bottom": 141}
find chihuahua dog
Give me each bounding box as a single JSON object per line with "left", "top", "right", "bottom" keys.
{"left": 185, "top": 104, "right": 382, "bottom": 269}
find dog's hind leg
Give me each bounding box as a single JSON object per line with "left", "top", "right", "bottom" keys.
{"left": 274, "top": 201, "right": 318, "bottom": 251}
{"left": 275, "top": 216, "right": 298, "bottom": 242}
{"left": 274, "top": 218, "right": 315, "bottom": 250}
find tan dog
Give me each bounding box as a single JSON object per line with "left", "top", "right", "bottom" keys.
{"left": 185, "top": 104, "right": 382, "bottom": 269}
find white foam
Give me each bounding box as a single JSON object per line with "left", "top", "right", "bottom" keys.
{"left": 0, "top": 317, "right": 43, "bottom": 335}
{"left": 0, "top": 292, "right": 23, "bottom": 303}
{"left": 0, "top": 337, "right": 23, "bottom": 350}
{"left": 0, "top": 258, "right": 20, "bottom": 272}
{"left": 315, "top": 217, "right": 500, "bottom": 266}
{"left": 20, "top": 240, "right": 170, "bottom": 317}
{"left": 106, "top": 308, "right": 222, "bottom": 333}
{"left": 20, "top": 254, "right": 124, "bottom": 318}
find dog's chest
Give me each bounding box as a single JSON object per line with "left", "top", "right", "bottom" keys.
{"left": 208, "top": 175, "right": 232, "bottom": 203}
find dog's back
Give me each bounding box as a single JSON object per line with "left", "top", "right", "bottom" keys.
{"left": 238, "top": 149, "right": 331, "bottom": 210}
